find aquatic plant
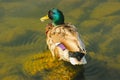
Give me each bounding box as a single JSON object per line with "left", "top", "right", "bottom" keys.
{"left": 23, "top": 51, "right": 85, "bottom": 80}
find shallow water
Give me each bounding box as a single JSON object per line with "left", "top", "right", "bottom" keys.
{"left": 0, "top": 0, "right": 120, "bottom": 80}
{"left": 0, "top": 50, "right": 120, "bottom": 80}
{"left": 84, "top": 55, "right": 120, "bottom": 80}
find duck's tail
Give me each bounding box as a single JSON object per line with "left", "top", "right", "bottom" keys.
{"left": 69, "top": 52, "right": 87, "bottom": 65}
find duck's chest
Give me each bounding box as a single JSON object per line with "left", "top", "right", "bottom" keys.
{"left": 47, "top": 27, "right": 65, "bottom": 43}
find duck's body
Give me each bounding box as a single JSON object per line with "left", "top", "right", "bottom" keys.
{"left": 40, "top": 8, "right": 87, "bottom": 65}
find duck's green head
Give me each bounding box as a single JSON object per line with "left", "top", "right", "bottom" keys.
{"left": 40, "top": 8, "right": 64, "bottom": 26}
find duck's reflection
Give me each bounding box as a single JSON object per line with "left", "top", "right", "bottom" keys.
{"left": 63, "top": 62, "right": 85, "bottom": 80}
{"left": 73, "top": 66, "right": 85, "bottom": 80}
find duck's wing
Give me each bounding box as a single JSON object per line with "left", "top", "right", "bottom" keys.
{"left": 61, "top": 24, "right": 86, "bottom": 53}
{"left": 56, "top": 24, "right": 87, "bottom": 65}
{"left": 48, "top": 24, "right": 86, "bottom": 54}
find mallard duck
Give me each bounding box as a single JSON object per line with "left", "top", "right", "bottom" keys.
{"left": 40, "top": 8, "right": 87, "bottom": 65}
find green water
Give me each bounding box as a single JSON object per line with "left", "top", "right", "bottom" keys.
{"left": 0, "top": 0, "right": 120, "bottom": 80}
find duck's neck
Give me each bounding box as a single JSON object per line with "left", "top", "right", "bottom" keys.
{"left": 52, "top": 21, "right": 64, "bottom": 26}
{"left": 52, "top": 23, "right": 65, "bottom": 27}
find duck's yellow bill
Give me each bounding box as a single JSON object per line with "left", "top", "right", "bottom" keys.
{"left": 40, "top": 15, "right": 49, "bottom": 22}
